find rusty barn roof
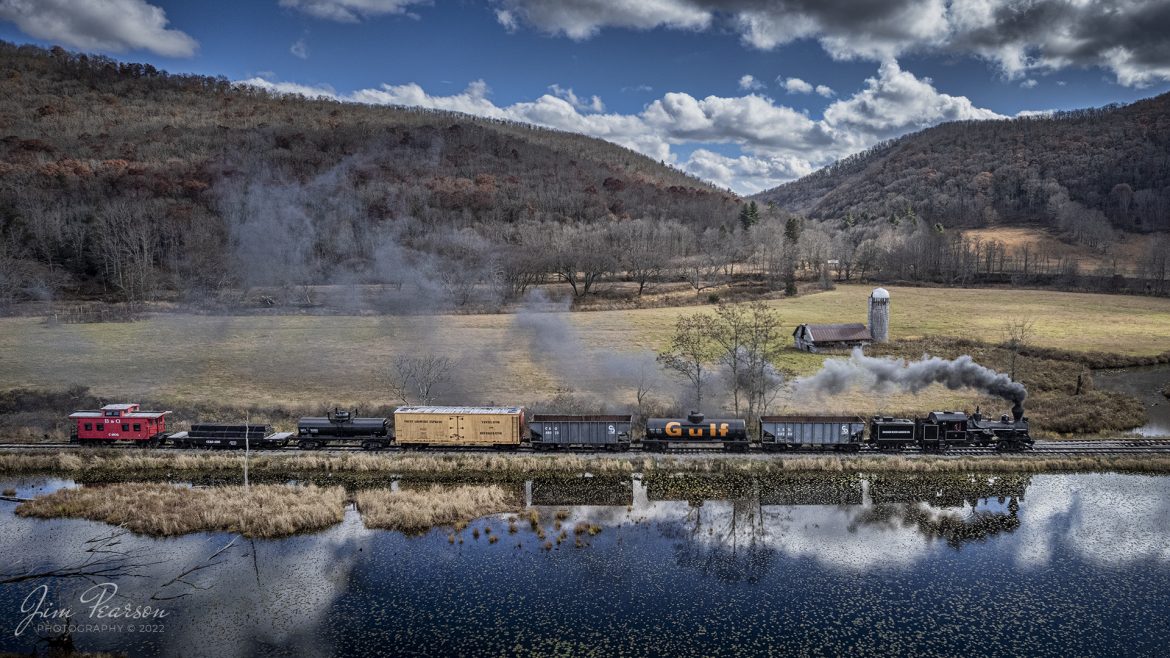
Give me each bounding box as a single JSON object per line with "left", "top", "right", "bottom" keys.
{"left": 797, "top": 323, "right": 872, "bottom": 343}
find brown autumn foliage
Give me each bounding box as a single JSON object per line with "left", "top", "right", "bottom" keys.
{"left": 0, "top": 42, "right": 739, "bottom": 306}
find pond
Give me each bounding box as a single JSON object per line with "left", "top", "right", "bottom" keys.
{"left": 1, "top": 472, "right": 1168, "bottom": 656}
{"left": 1093, "top": 363, "right": 1170, "bottom": 436}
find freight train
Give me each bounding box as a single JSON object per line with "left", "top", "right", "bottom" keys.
{"left": 67, "top": 401, "right": 1032, "bottom": 452}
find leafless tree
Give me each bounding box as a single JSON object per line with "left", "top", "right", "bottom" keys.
{"left": 1001, "top": 316, "right": 1036, "bottom": 380}
{"left": 708, "top": 303, "right": 785, "bottom": 419}
{"left": 657, "top": 314, "right": 718, "bottom": 410}
{"left": 388, "top": 354, "right": 456, "bottom": 405}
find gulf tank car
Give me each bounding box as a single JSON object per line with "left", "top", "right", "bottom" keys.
{"left": 643, "top": 411, "right": 748, "bottom": 452}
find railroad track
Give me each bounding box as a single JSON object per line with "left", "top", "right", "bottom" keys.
{"left": 3, "top": 439, "right": 1170, "bottom": 457}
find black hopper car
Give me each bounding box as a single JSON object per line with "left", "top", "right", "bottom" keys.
{"left": 297, "top": 409, "right": 392, "bottom": 450}
{"left": 529, "top": 414, "right": 633, "bottom": 451}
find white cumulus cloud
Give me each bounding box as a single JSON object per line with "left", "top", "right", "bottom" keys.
{"left": 492, "top": 0, "right": 1170, "bottom": 87}
{"left": 492, "top": 0, "right": 711, "bottom": 39}
{"left": 782, "top": 77, "right": 814, "bottom": 94}
{"left": 0, "top": 0, "right": 198, "bottom": 57}
{"left": 548, "top": 83, "right": 605, "bottom": 112}
{"left": 738, "top": 74, "right": 764, "bottom": 90}
{"left": 278, "top": 0, "right": 428, "bottom": 23}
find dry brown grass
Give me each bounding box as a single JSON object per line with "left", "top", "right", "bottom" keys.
{"left": 3, "top": 448, "right": 1169, "bottom": 476}
{"left": 961, "top": 226, "right": 1157, "bottom": 277}
{"left": 355, "top": 485, "right": 517, "bottom": 533}
{"left": 0, "top": 450, "right": 638, "bottom": 476}
{"left": 15, "top": 483, "right": 346, "bottom": 538}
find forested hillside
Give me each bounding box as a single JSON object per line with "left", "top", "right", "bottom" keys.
{"left": 756, "top": 95, "right": 1170, "bottom": 240}
{"left": 0, "top": 42, "right": 737, "bottom": 306}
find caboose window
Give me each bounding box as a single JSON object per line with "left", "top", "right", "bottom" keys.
{"left": 84, "top": 423, "right": 92, "bottom": 431}
{"left": 133, "top": 424, "right": 141, "bottom": 431}
{"left": 96, "top": 424, "right": 104, "bottom": 431}
{"left": 122, "top": 424, "right": 130, "bottom": 431}
{"left": 105, "top": 411, "right": 118, "bottom": 417}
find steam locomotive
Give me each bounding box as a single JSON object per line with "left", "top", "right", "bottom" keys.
{"left": 67, "top": 402, "right": 1032, "bottom": 452}
{"left": 869, "top": 404, "right": 1032, "bottom": 452}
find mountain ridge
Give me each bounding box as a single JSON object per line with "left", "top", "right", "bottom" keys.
{"left": 754, "top": 93, "right": 1170, "bottom": 234}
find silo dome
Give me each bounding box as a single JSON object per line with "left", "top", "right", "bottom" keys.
{"left": 871, "top": 287, "right": 890, "bottom": 300}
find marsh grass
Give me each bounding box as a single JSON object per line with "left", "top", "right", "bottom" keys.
{"left": 4, "top": 449, "right": 1170, "bottom": 479}
{"left": 355, "top": 484, "right": 517, "bottom": 533}
{"left": 14, "top": 483, "right": 346, "bottom": 538}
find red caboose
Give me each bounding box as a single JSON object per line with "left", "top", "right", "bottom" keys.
{"left": 69, "top": 403, "right": 170, "bottom": 444}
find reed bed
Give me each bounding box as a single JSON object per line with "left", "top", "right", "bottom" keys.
{"left": 2, "top": 449, "right": 1170, "bottom": 476}
{"left": 355, "top": 485, "right": 517, "bottom": 533}
{"left": 14, "top": 483, "right": 347, "bottom": 538}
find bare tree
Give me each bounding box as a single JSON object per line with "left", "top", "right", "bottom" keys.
{"left": 616, "top": 219, "right": 674, "bottom": 296}
{"left": 388, "top": 354, "right": 455, "bottom": 405}
{"left": 1001, "top": 316, "right": 1036, "bottom": 380}
{"left": 708, "top": 303, "right": 785, "bottom": 419}
{"left": 657, "top": 314, "right": 718, "bottom": 410}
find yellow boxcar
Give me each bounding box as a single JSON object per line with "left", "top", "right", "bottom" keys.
{"left": 393, "top": 406, "right": 525, "bottom": 447}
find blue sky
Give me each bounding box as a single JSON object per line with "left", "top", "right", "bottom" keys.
{"left": 2, "top": 0, "right": 1169, "bottom": 193}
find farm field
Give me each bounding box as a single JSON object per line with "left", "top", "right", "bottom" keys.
{"left": 1, "top": 285, "right": 1169, "bottom": 421}
{"left": 960, "top": 225, "right": 1158, "bottom": 276}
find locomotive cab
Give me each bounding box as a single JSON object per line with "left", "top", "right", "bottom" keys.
{"left": 919, "top": 411, "right": 972, "bottom": 451}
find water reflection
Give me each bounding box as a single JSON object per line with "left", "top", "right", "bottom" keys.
{"left": 1, "top": 472, "right": 1169, "bottom": 656}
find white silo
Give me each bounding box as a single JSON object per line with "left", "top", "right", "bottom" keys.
{"left": 868, "top": 288, "right": 890, "bottom": 343}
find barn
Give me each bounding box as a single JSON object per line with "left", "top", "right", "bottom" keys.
{"left": 792, "top": 323, "right": 873, "bottom": 352}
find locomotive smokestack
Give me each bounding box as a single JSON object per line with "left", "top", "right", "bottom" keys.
{"left": 1012, "top": 401, "right": 1024, "bottom": 423}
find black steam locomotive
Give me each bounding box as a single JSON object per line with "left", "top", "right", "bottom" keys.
{"left": 870, "top": 404, "right": 1032, "bottom": 452}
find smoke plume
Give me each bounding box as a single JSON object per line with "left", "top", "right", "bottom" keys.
{"left": 513, "top": 290, "right": 671, "bottom": 406}
{"left": 794, "top": 348, "right": 1027, "bottom": 405}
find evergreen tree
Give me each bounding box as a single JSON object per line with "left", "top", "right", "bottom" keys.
{"left": 739, "top": 201, "right": 760, "bottom": 230}
{"left": 784, "top": 215, "right": 801, "bottom": 243}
